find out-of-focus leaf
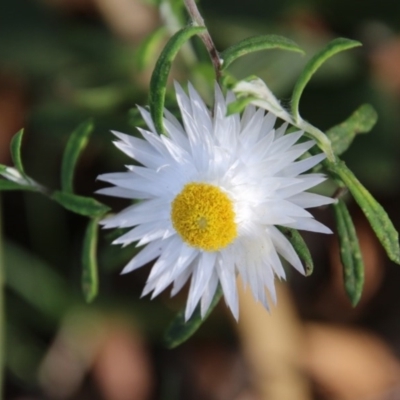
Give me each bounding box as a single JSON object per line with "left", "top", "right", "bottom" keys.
{"left": 128, "top": 108, "right": 147, "bottom": 129}
{"left": 327, "top": 104, "right": 378, "bottom": 156}
{"left": 221, "top": 34, "right": 304, "bottom": 70}
{"left": 10, "top": 129, "right": 25, "bottom": 175}
{"left": 150, "top": 25, "right": 206, "bottom": 134}
{"left": 327, "top": 160, "right": 400, "bottom": 264}
{"left": 278, "top": 227, "right": 314, "bottom": 276}
{"left": 82, "top": 218, "right": 99, "bottom": 303}
{"left": 164, "top": 286, "right": 223, "bottom": 349}
{"left": 4, "top": 241, "right": 71, "bottom": 321}
{"left": 333, "top": 199, "right": 364, "bottom": 305}
{"left": 291, "top": 38, "right": 362, "bottom": 121}
{"left": 52, "top": 191, "right": 110, "bottom": 217}
{"left": 61, "top": 119, "right": 94, "bottom": 194}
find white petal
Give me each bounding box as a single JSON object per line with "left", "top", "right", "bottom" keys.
{"left": 268, "top": 226, "right": 304, "bottom": 274}
{"left": 288, "top": 192, "right": 336, "bottom": 208}
{"left": 171, "top": 266, "right": 193, "bottom": 297}
{"left": 112, "top": 220, "right": 171, "bottom": 246}
{"left": 277, "top": 174, "right": 327, "bottom": 198}
{"left": 96, "top": 186, "right": 152, "bottom": 200}
{"left": 217, "top": 250, "right": 239, "bottom": 320}
{"left": 120, "top": 238, "right": 164, "bottom": 274}
{"left": 185, "top": 252, "right": 217, "bottom": 320}
{"left": 200, "top": 270, "right": 219, "bottom": 317}
{"left": 137, "top": 106, "right": 157, "bottom": 133}
{"left": 100, "top": 198, "right": 170, "bottom": 229}
{"left": 280, "top": 153, "right": 326, "bottom": 177}
{"left": 275, "top": 122, "right": 289, "bottom": 139}
{"left": 282, "top": 217, "right": 332, "bottom": 234}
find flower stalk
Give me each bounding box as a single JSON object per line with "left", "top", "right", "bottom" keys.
{"left": 184, "top": 0, "right": 223, "bottom": 80}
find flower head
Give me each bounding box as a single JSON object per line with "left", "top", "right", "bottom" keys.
{"left": 98, "top": 82, "right": 334, "bottom": 320}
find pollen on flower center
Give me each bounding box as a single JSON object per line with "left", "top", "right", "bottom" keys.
{"left": 171, "top": 182, "right": 237, "bottom": 252}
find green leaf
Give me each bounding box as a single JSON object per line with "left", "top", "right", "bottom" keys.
{"left": 52, "top": 191, "right": 110, "bottom": 217}
{"left": 149, "top": 25, "right": 206, "bottom": 135}
{"left": 61, "top": 119, "right": 94, "bottom": 194}
{"left": 136, "top": 27, "right": 167, "bottom": 71}
{"left": 82, "top": 218, "right": 100, "bottom": 303}
{"left": 327, "top": 104, "right": 378, "bottom": 156}
{"left": 10, "top": 129, "right": 25, "bottom": 174}
{"left": 291, "top": 38, "right": 362, "bottom": 121}
{"left": 164, "top": 286, "right": 223, "bottom": 349}
{"left": 0, "top": 180, "right": 38, "bottom": 192}
{"left": 221, "top": 34, "right": 304, "bottom": 70}
{"left": 333, "top": 199, "right": 364, "bottom": 305}
{"left": 226, "top": 95, "right": 259, "bottom": 116}
{"left": 327, "top": 160, "right": 400, "bottom": 264}
{"left": 278, "top": 227, "right": 314, "bottom": 276}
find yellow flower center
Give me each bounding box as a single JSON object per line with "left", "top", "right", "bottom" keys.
{"left": 171, "top": 182, "right": 237, "bottom": 252}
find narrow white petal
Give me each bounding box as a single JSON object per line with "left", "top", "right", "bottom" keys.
{"left": 200, "top": 270, "right": 219, "bottom": 317}
{"left": 280, "top": 153, "right": 326, "bottom": 177}
{"left": 239, "top": 108, "right": 265, "bottom": 146}
{"left": 275, "top": 122, "right": 289, "bottom": 139}
{"left": 282, "top": 217, "right": 332, "bottom": 234}
{"left": 111, "top": 130, "right": 164, "bottom": 168}
{"left": 149, "top": 241, "right": 197, "bottom": 283}
{"left": 171, "top": 265, "right": 193, "bottom": 297}
{"left": 217, "top": 250, "right": 239, "bottom": 320}
{"left": 100, "top": 198, "right": 170, "bottom": 229}
{"left": 277, "top": 174, "right": 327, "bottom": 198}
{"left": 288, "top": 192, "right": 336, "bottom": 208}
{"left": 260, "top": 112, "right": 277, "bottom": 135}
{"left": 120, "top": 239, "right": 164, "bottom": 274}
{"left": 96, "top": 186, "right": 152, "bottom": 200}
{"left": 185, "top": 252, "right": 217, "bottom": 321}
{"left": 269, "top": 130, "right": 303, "bottom": 153}
{"left": 112, "top": 220, "right": 171, "bottom": 246}
{"left": 240, "top": 103, "right": 257, "bottom": 129}
{"left": 268, "top": 226, "right": 304, "bottom": 274}
{"left": 137, "top": 106, "right": 157, "bottom": 133}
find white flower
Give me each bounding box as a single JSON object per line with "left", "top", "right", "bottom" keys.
{"left": 97, "top": 82, "right": 334, "bottom": 320}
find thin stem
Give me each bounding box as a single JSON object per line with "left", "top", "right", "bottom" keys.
{"left": 184, "top": 0, "right": 223, "bottom": 81}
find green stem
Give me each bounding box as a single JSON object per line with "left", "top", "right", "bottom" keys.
{"left": 184, "top": 0, "right": 223, "bottom": 80}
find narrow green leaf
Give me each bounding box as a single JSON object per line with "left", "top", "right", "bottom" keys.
{"left": 164, "top": 286, "right": 223, "bottom": 349}
{"left": 221, "top": 34, "right": 304, "bottom": 70}
{"left": 278, "top": 227, "right": 314, "bottom": 276}
{"left": 227, "top": 96, "right": 259, "bottom": 116}
{"left": 149, "top": 25, "right": 206, "bottom": 135}
{"left": 10, "top": 129, "right": 25, "bottom": 174}
{"left": 136, "top": 27, "right": 167, "bottom": 71}
{"left": 291, "top": 38, "right": 362, "bottom": 121}
{"left": 0, "top": 180, "right": 37, "bottom": 192}
{"left": 327, "top": 104, "right": 378, "bottom": 156}
{"left": 333, "top": 199, "right": 364, "bottom": 305}
{"left": 327, "top": 160, "right": 400, "bottom": 264}
{"left": 61, "top": 119, "right": 94, "bottom": 194}
{"left": 0, "top": 165, "right": 6, "bottom": 173}
{"left": 52, "top": 191, "right": 110, "bottom": 217}
{"left": 82, "top": 218, "right": 100, "bottom": 303}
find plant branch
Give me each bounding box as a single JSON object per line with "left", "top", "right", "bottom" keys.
{"left": 184, "top": 0, "right": 222, "bottom": 81}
